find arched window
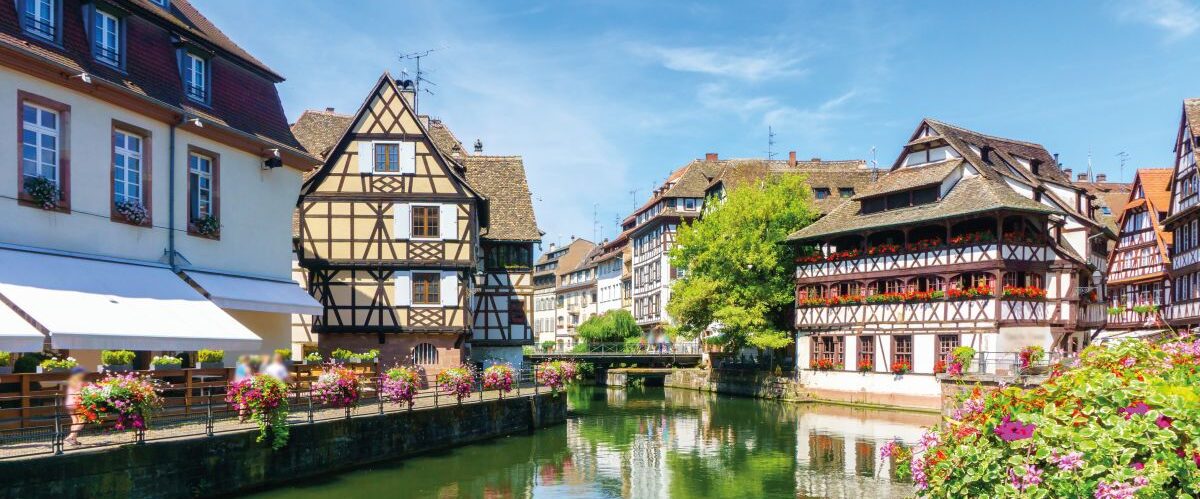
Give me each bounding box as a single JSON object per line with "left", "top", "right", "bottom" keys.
{"left": 834, "top": 282, "right": 861, "bottom": 296}
{"left": 952, "top": 272, "right": 994, "bottom": 290}
{"left": 413, "top": 343, "right": 438, "bottom": 365}
{"left": 910, "top": 276, "right": 944, "bottom": 292}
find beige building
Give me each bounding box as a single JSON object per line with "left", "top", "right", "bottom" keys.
{"left": 0, "top": 0, "right": 322, "bottom": 367}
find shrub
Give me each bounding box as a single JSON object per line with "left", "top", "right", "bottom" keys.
{"left": 226, "top": 374, "right": 289, "bottom": 449}
{"left": 897, "top": 338, "right": 1200, "bottom": 497}
{"left": 78, "top": 373, "right": 161, "bottom": 431}
{"left": 273, "top": 349, "right": 291, "bottom": 360}
{"left": 101, "top": 350, "right": 136, "bottom": 366}
{"left": 40, "top": 357, "right": 78, "bottom": 370}
{"left": 0, "top": 351, "right": 10, "bottom": 367}
{"left": 151, "top": 355, "right": 182, "bottom": 368}
{"left": 381, "top": 366, "right": 420, "bottom": 408}
{"left": 198, "top": 349, "right": 224, "bottom": 364}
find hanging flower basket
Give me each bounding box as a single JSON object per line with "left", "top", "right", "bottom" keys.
{"left": 437, "top": 365, "right": 476, "bottom": 403}
{"left": 313, "top": 366, "right": 362, "bottom": 408}
{"left": 78, "top": 373, "right": 162, "bottom": 431}
{"left": 226, "top": 374, "right": 290, "bottom": 449}
{"left": 23, "top": 176, "right": 59, "bottom": 209}
{"left": 381, "top": 366, "right": 420, "bottom": 408}
{"left": 535, "top": 361, "right": 578, "bottom": 393}
{"left": 483, "top": 364, "right": 516, "bottom": 395}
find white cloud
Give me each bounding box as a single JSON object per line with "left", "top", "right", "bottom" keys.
{"left": 628, "top": 43, "right": 806, "bottom": 81}
{"left": 1113, "top": 0, "right": 1200, "bottom": 40}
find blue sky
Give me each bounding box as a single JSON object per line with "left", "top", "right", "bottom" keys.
{"left": 196, "top": 0, "right": 1200, "bottom": 248}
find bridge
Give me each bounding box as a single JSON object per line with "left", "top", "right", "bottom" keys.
{"left": 525, "top": 342, "right": 703, "bottom": 368}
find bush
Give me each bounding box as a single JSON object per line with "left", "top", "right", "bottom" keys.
{"left": 540, "top": 340, "right": 556, "bottom": 352}
{"left": 571, "top": 342, "right": 591, "bottom": 353}
{"left": 14, "top": 353, "right": 45, "bottom": 373}
{"left": 198, "top": 349, "right": 224, "bottom": 364}
{"left": 330, "top": 348, "right": 356, "bottom": 362}
{"left": 899, "top": 338, "right": 1200, "bottom": 496}
{"left": 274, "top": 349, "right": 291, "bottom": 360}
{"left": 0, "top": 351, "right": 10, "bottom": 367}
{"left": 151, "top": 355, "right": 182, "bottom": 367}
{"left": 101, "top": 350, "right": 136, "bottom": 366}
{"left": 622, "top": 336, "right": 645, "bottom": 353}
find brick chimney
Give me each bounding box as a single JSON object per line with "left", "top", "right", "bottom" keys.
{"left": 705, "top": 153, "right": 718, "bottom": 162}
{"left": 788, "top": 151, "right": 797, "bottom": 167}
{"left": 1064, "top": 168, "right": 1073, "bottom": 178}
{"left": 1095, "top": 173, "right": 1107, "bottom": 182}
{"left": 810, "top": 157, "right": 821, "bottom": 162}
{"left": 325, "top": 107, "right": 335, "bottom": 113}
{"left": 1077, "top": 172, "right": 1089, "bottom": 182}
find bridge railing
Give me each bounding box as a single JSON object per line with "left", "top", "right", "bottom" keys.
{"left": 533, "top": 342, "right": 702, "bottom": 355}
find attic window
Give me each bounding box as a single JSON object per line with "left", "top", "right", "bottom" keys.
{"left": 814, "top": 188, "right": 831, "bottom": 199}
{"left": 838, "top": 187, "right": 854, "bottom": 198}
{"left": 151, "top": 0, "right": 169, "bottom": 7}
{"left": 21, "top": 0, "right": 58, "bottom": 42}
{"left": 859, "top": 186, "right": 939, "bottom": 215}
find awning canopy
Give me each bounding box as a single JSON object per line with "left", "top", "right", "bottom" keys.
{"left": 1094, "top": 328, "right": 1169, "bottom": 344}
{"left": 0, "top": 302, "right": 45, "bottom": 352}
{"left": 184, "top": 271, "right": 323, "bottom": 315}
{"left": 0, "top": 248, "right": 261, "bottom": 351}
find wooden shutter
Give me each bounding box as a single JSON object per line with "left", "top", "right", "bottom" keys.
{"left": 439, "top": 204, "right": 458, "bottom": 240}
{"left": 394, "top": 271, "right": 412, "bottom": 306}
{"left": 358, "top": 141, "right": 374, "bottom": 174}
{"left": 441, "top": 271, "right": 458, "bottom": 307}
{"left": 399, "top": 141, "right": 416, "bottom": 174}
{"left": 392, "top": 203, "right": 410, "bottom": 239}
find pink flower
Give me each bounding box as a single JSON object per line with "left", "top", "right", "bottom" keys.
{"left": 1051, "top": 451, "right": 1084, "bottom": 471}
{"left": 1156, "top": 415, "right": 1173, "bottom": 428}
{"left": 1130, "top": 462, "right": 1144, "bottom": 471}
{"left": 879, "top": 440, "right": 901, "bottom": 459}
{"left": 1007, "top": 464, "right": 1043, "bottom": 492}
{"left": 1118, "top": 402, "right": 1150, "bottom": 419}
{"left": 1121, "top": 357, "right": 1135, "bottom": 368}
{"left": 994, "top": 416, "right": 1036, "bottom": 442}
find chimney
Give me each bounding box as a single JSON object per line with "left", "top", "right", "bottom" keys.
{"left": 1053, "top": 153, "right": 1060, "bottom": 166}
{"left": 788, "top": 151, "right": 797, "bottom": 167}
{"left": 705, "top": 153, "right": 718, "bottom": 162}
{"left": 810, "top": 157, "right": 821, "bottom": 162}
{"left": 980, "top": 145, "right": 992, "bottom": 162}
{"left": 548, "top": 243, "right": 557, "bottom": 252}
{"left": 325, "top": 107, "right": 335, "bottom": 113}
{"left": 398, "top": 79, "right": 416, "bottom": 109}
{"left": 474, "top": 139, "right": 483, "bottom": 153}
{"left": 1096, "top": 173, "right": 1107, "bottom": 182}
{"left": 1064, "top": 168, "right": 1073, "bottom": 178}
{"left": 1077, "top": 172, "right": 1089, "bottom": 182}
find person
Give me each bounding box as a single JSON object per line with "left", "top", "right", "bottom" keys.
{"left": 264, "top": 352, "right": 289, "bottom": 381}
{"left": 63, "top": 367, "right": 86, "bottom": 446}
{"left": 234, "top": 355, "right": 251, "bottom": 381}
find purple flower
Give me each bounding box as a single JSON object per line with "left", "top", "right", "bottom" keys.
{"left": 1118, "top": 402, "right": 1150, "bottom": 419}
{"left": 994, "top": 416, "right": 1036, "bottom": 442}
{"left": 1051, "top": 451, "right": 1084, "bottom": 471}
{"left": 1007, "top": 464, "right": 1043, "bottom": 492}
{"left": 1130, "top": 462, "right": 1144, "bottom": 471}
{"left": 1132, "top": 476, "right": 1149, "bottom": 487}
{"left": 1156, "top": 415, "right": 1173, "bottom": 428}
{"left": 1096, "top": 480, "right": 1144, "bottom": 499}
{"left": 1121, "top": 357, "right": 1135, "bottom": 368}
{"left": 917, "top": 430, "right": 940, "bottom": 452}
{"left": 879, "top": 440, "right": 901, "bottom": 459}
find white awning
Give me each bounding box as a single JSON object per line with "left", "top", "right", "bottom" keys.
{"left": 184, "top": 271, "right": 323, "bottom": 315}
{"left": 0, "top": 248, "right": 261, "bottom": 351}
{"left": 0, "top": 302, "right": 44, "bottom": 352}
{"left": 1094, "top": 328, "right": 1169, "bottom": 344}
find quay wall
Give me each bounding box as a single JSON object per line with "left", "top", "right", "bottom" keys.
{"left": 0, "top": 393, "right": 566, "bottom": 499}
{"left": 664, "top": 368, "right": 942, "bottom": 412}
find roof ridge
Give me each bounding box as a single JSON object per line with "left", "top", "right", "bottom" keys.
{"left": 300, "top": 109, "right": 353, "bottom": 118}
{"left": 925, "top": 118, "right": 1045, "bottom": 148}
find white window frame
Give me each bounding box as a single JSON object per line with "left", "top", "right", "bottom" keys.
{"left": 411, "top": 271, "right": 442, "bottom": 307}
{"left": 372, "top": 141, "right": 401, "bottom": 173}
{"left": 93, "top": 9, "right": 120, "bottom": 67}
{"left": 22, "top": 0, "right": 56, "bottom": 41}
{"left": 113, "top": 130, "right": 143, "bottom": 204}
{"left": 184, "top": 52, "right": 208, "bottom": 103}
{"left": 410, "top": 204, "right": 441, "bottom": 241}
{"left": 21, "top": 102, "right": 59, "bottom": 186}
{"left": 188, "top": 152, "right": 213, "bottom": 219}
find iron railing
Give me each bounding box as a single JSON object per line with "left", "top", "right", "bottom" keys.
{"left": 532, "top": 342, "right": 701, "bottom": 355}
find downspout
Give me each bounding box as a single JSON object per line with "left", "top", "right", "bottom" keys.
{"left": 167, "top": 121, "right": 177, "bottom": 270}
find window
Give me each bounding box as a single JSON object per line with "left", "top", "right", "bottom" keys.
{"left": 188, "top": 152, "right": 214, "bottom": 221}
{"left": 22, "top": 0, "right": 56, "bottom": 40}
{"left": 1003, "top": 272, "right": 1043, "bottom": 289}
{"left": 893, "top": 335, "right": 913, "bottom": 368}
{"left": 412, "top": 343, "right": 438, "bottom": 365}
{"left": 838, "top": 187, "right": 854, "bottom": 198}
{"left": 21, "top": 103, "right": 59, "bottom": 188}
{"left": 93, "top": 10, "right": 120, "bottom": 66}
{"left": 113, "top": 129, "right": 144, "bottom": 205}
{"left": 812, "top": 335, "right": 845, "bottom": 368}
{"left": 858, "top": 336, "right": 874, "bottom": 370}
{"left": 374, "top": 143, "right": 399, "bottom": 172}
{"left": 184, "top": 52, "right": 208, "bottom": 102}
{"left": 412, "top": 272, "right": 441, "bottom": 304}
{"left": 814, "top": 188, "right": 831, "bottom": 199}
{"left": 936, "top": 334, "right": 960, "bottom": 364}
{"left": 411, "top": 206, "right": 440, "bottom": 238}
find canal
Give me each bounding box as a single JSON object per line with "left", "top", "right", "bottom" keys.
{"left": 245, "top": 386, "right": 937, "bottom": 498}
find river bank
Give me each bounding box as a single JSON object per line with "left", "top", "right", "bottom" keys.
{"left": 663, "top": 368, "right": 944, "bottom": 413}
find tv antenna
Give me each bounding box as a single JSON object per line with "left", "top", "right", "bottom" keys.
{"left": 399, "top": 48, "right": 441, "bottom": 113}
{"left": 628, "top": 188, "right": 639, "bottom": 209}
{"left": 766, "top": 126, "right": 777, "bottom": 160}
{"left": 1115, "top": 151, "right": 1129, "bottom": 180}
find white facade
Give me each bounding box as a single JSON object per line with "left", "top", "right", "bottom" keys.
{"left": 595, "top": 253, "right": 626, "bottom": 314}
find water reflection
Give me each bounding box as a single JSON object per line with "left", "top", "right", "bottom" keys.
{"left": 246, "top": 386, "right": 936, "bottom": 498}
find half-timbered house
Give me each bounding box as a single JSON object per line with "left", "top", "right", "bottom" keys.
{"left": 787, "top": 119, "right": 1112, "bottom": 408}
{"left": 1103, "top": 169, "right": 1172, "bottom": 339}
{"left": 292, "top": 73, "right": 540, "bottom": 373}
{"left": 1163, "top": 99, "right": 1200, "bottom": 331}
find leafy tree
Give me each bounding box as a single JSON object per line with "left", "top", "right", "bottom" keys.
{"left": 667, "top": 171, "right": 819, "bottom": 350}
{"left": 576, "top": 309, "right": 641, "bottom": 343}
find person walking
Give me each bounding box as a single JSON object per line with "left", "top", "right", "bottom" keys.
{"left": 264, "top": 352, "right": 289, "bottom": 381}
{"left": 63, "top": 367, "right": 86, "bottom": 446}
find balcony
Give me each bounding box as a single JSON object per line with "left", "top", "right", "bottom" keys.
{"left": 1106, "top": 305, "right": 1163, "bottom": 328}
{"left": 795, "top": 298, "right": 1053, "bottom": 329}
{"left": 795, "top": 243, "right": 1054, "bottom": 280}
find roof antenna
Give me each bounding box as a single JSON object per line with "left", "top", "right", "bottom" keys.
{"left": 1115, "top": 151, "right": 1129, "bottom": 181}
{"left": 399, "top": 48, "right": 441, "bottom": 114}
{"left": 766, "top": 126, "right": 777, "bottom": 161}
{"left": 870, "top": 146, "right": 879, "bottom": 181}
{"left": 1087, "top": 149, "right": 1094, "bottom": 182}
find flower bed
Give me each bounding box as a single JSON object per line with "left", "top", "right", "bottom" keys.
{"left": 78, "top": 373, "right": 162, "bottom": 431}
{"left": 226, "top": 374, "right": 289, "bottom": 449}
{"left": 381, "top": 366, "right": 420, "bottom": 408}
{"left": 895, "top": 338, "right": 1200, "bottom": 496}
{"left": 437, "top": 365, "right": 476, "bottom": 403}
{"left": 483, "top": 364, "right": 516, "bottom": 395}
{"left": 313, "top": 366, "right": 362, "bottom": 408}
{"left": 1002, "top": 285, "right": 1048, "bottom": 300}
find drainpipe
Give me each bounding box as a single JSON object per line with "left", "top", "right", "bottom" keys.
{"left": 167, "top": 121, "right": 177, "bottom": 270}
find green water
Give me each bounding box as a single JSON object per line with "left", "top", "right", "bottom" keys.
{"left": 245, "top": 386, "right": 938, "bottom": 498}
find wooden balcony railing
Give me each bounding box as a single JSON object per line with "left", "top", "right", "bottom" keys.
{"left": 795, "top": 243, "right": 1054, "bottom": 280}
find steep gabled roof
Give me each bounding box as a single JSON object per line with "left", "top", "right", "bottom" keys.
{"left": 1185, "top": 98, "right": 1200, "bottom": 141}
{"left": 1107, "top": 168, "right": 1174, "bottom": 284}
{"left": 291, "top": 110, "right": 353, "bottom": 163}
{"left": 462, "top": 156, "right": 541, "bottom": 242}
{"left": 708, "top": 158, "right": 879, "bottom": 215}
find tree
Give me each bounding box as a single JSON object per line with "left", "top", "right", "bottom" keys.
{"left": 667, "top": 171, "right": 819, "bottom": 350}
{"left": 577, "top": 309, "right": 642, "bottom": 343}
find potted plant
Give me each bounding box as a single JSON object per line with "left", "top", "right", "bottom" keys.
{"left": 933, "top": 359, "right": 947, "bottom": 374}
{"left": 381, "top": 365, "right": 420, "bottom": 408}
{"left": 226, "top": 374, "right": 290, "bottom": 449}
{"left": 330, "top": 348, "right": 358, "bottom": 364}
{"left": 1018, "top": 345, "right": 1046, "bottom": 373}
{"left": 0, "top": 351, "right": 12, "bottom": 375}
{"left": 890, "top": 361, "right": 911, "bottom": 375}
{"left": 534, "top": 360, "right": 578, "bottom": 394}
{"left": 193, "top": 215, "right": 220, "bottom": 237}
{"left": 1107, "top": 305, "right": 1126, "bottom": 316}
{"left": 150, "top": 355, "right": 183, "bottom": 371}
{"left": 23, "top": 176, "right": 59, "bottom": 209}
{"left": 857, "top": 358, "right": 873, "bottom": 373}
{"left": 114, "top": 199, "right": 148, "bottom": 225}
{"left": 357, "top": 349, "right": 380, "bottom": 364}
{"left": 949, "top": 346, "right": 976, "bottom": 375}
{"left": 78, "top": 373, "right": 162, "bottom": 431}
{"left": 303, "top": 352, "right": 323, "bottom": 365}
{"left": 100, "top": 350, "right": 136, "bottom": 372}
{"left": 313, "top": 366, "right": 362, "bottom": 408}
{"left": 438, "top": 365, "right": 477, "bottom": 403}
{"left": 197, "top": 349, "right": 224, "bottom": 369}
{"left": 483, "top": 364, "right": 516, "bottom": 397}
{"left": 38, "top": 357, "right": 77, "bottom": 374}
{"left": 273, "top": 348, "right": 292, "bottom": 364}
{"left": 1131, "top": 304, "right": 1160, "bottom": 314}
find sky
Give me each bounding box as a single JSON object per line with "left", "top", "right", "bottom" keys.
{"left": 196, "top": 0, "right": 1200, "bottom": 249}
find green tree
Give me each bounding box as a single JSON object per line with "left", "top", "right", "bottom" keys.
{"left": 667, "top": 171, "right": 818, "bottom": 350}
{"left": 577, "top": 309, "right": 641, "bottom": 343}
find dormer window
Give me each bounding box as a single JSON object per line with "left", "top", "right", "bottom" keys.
{"left": 22, "top": 0, "right": 57, "bottom": 41}
{"left": 183, "top": 52, "right": 209, "bottom": 103}
{"left": 151, "top": 0, "right": 169, "bottom": 7}
{"left": 93, "top": 9, "right": 121, "bottom": 67}
{"left": 814, "top": 188, "right": 831, "bottom": 199}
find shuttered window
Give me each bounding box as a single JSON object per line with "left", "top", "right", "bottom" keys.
{"left": 411, "top": 206, "right": 440, "bottom": 238}
{"left": 412, "top": 272, "right": 440, "bottom": 304}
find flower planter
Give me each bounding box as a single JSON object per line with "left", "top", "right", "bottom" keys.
{"left": 0, "top": 366, "right": 12, "bottom": 375}
{"left": 196, "top": 362, "right": 224, "bottom": 369}
{"left": 37, "top": 366, "right": 70, "bottom": 374}
{"left": 149, "top": 364, "right": 182, "bottom": 371}
{"left": 101, "top": 364, "right": 133, "bottom": 373}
